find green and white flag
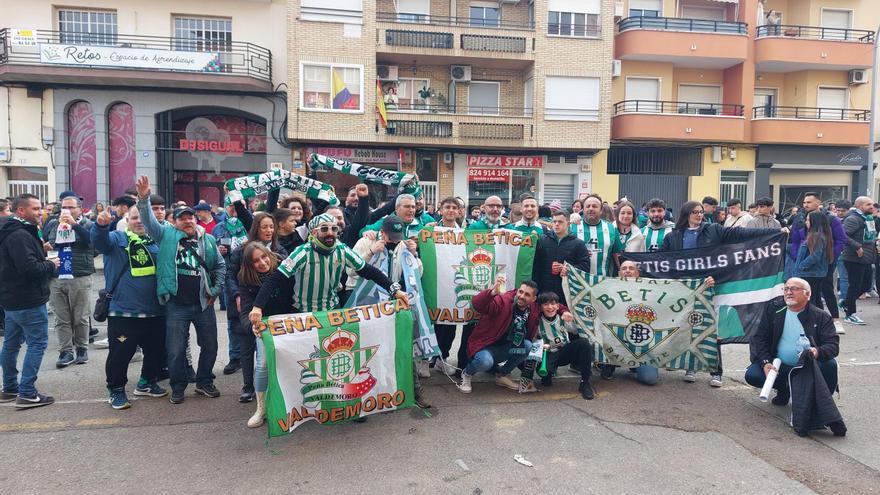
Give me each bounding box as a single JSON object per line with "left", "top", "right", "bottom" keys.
{"left": 417, "top": 226, "right": 538, "bottom": 324}
{"left": 225, "top": 169, "right": 339, "bottom": 206}
{"left": 564, "top": 265, "right": 719, "bottom": 372}
{"left": 261, "top": 300, "right": 415, "bottom": 438}
{"left": 309, "top": 152, "right": 422, "bottom": 197}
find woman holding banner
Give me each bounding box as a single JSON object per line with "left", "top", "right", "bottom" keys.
{"left": 661, "top": 200, "right": 786, "bottom": 388}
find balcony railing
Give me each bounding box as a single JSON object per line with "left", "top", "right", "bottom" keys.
{"left": 376, "top": 12, "right": 534, "bottom": 30}
{"left": 613, "top": 100, "right": 745, "bottom": 116}
{"left": 756, "top": 25, "right": 874, "bottom": 42}
{"left": 460, "top": 123, "right": 524, "bottom": 139}
{"left": 384, "top": 29, "right": 454, "bottom": 49}
{"left": 460, "top": 34, "right": 527, "bottom": 53}
{"left": 0, "top": 28, "right": 271, "bottom": 82}
{"left": 618, "top": 16, "right": 747, "bottom": 34}
{"left": 387, "top": 103, "right": 530, "bottom": 117}
{"left": 753, "top": 106, "right": 870, "bottom": 121}
{"left": 386, "top": 120, "right": 453, "bottom": 137}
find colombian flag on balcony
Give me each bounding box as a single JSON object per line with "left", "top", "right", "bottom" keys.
{"left": 332, "top": 70, "right": 358, "bottom": 110}
{"left": 376, "top": 81, "right": 388, "bottom": 128}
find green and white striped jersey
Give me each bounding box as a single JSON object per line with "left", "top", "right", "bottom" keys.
{"left": 277, "top": 242, "right": 366, "bottom": 312}
{"left": 641, "top": 222, "right": 674, "bottom": 253}
{"left": 571, "top": 219, "right": 622, "bottom": 276}
{"left": 538, "top": 315, "right": 574, "bottom": 351}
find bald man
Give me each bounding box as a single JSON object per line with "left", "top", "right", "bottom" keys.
{"left": 840, "top": 197, "right": 876, "bottom": 325}
{"left": 468, "top": 196, "right": 505, "bottom": 230}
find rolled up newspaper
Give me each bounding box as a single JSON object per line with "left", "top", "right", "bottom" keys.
{"left": 758, "top": 358, "right": 783, "bottom": 402}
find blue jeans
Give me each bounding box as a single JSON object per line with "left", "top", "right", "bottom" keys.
{"left": 744, "top": 359, "right": 838, "bottom": 397}
{"left": 837, "top": 257, "right": 848, "bottom": 297}
{"left": 165, "top": 301, "right": 218, "bottom": 393}
{"left": 464, "top": 339, "right": 533, "bottom": 376}
{"left": 227, "top": 318, "right": 241, "bottom": 361}
{"left": 254, "top": 339, "right": 268, "bottom": 393}
{"left": 1, "top": 305, "right": 49, "bottom": 397}
{"left": 635, "top": 365, "right": 659, "bottom": 385}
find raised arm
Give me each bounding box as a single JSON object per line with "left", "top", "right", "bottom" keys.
{"left": 135, "top": 175, "right": 164, "bottom": 243}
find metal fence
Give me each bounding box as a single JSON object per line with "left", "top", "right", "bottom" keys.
{"left": 618, "top": 16, "right": 747, "bottom": 34}
{"left": 613, "top": 100, "right": 745, "bottom": 116}
{"left": 376, "top": 12, "right": 534, "bottom": 30}
{"left": 756, "top": 24, "right": 874, "bottom": 42}
{"left": 753, "top": 106, "right": 870, "bottom": 120}
{"left": 384, "top": 30, "right": 454, "bottom": 49}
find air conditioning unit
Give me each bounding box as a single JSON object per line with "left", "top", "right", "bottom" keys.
{"left": 848, "top": 69, "right": 867, "bottom": 85}
{"left": 450, "top": 65, "right": 472, "bottom": 82}
{"left": 614, "top": 1, "right": 625, "bottom": 18}
{"left": 377, "top": 65, "right": 399, "bottom": 81}
{"left": 612, "top": 60, "right": 622, "bottom": 78}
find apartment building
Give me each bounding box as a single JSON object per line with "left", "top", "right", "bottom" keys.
{"left": 0, "top": 0, "right": 287, "bottom": 206}
{"left": 288, "top": 0, "right": 616, "bottom": 208}
{"left": 610, "top": 0, "right": 876, "bottom": 213}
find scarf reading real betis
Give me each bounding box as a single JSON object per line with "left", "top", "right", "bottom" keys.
{"left": 309, "top": 153, "right": 422, "bottom": 198}
{"left": 260, "top": 299, "right": 415, "bottom": 437}
{"left": 224, "top": 169, "right": 339, "bottom": 206}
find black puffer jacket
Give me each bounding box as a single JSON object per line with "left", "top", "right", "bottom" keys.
{"left": 0, "top": 219, "right": 57, "bottom": 310}
{"left": 225, "top": 242, "right": 288, "bottom": 320}
{"left": 749, "top": 297, "right": 839, "bottom": 365}
{"left": 789, "top": 352, "right": 844, "bottom": 436}
{"left": 661, "top": 223, "right": 780, "bottom": 251}
{"left": 533, "top": 232, "right": 590, "bottom": 303}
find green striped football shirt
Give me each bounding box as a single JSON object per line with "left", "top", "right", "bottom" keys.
{"left": 641, "top": 224, "right": 673, "bottom": 253}
{"left": 277, "top": 242, "right": 366, "bottom": 312}
{"left": 572, "top": 219, "right": 621, "bottom": 276}
{"left": 538, "top": 315, "right": 573, "bottom": 351}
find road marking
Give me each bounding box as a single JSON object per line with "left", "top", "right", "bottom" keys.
{"left": 0, "top": 421, "right": 68, "bottom": 432}
{"left": 76, "top": 418, "right": 120, "bottom": 427}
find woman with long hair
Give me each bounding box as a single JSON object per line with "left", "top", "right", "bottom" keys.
{"left": 226, "top": 212, "right": 288, "bottom": 404}
{"left": 713, "top": 209, "right": 727, "bottom": 226}
{"left": 236, "top": 243, "right": 293, "bottom": 427}
{"left": 287, "top": 196, "right": 312, "bottom": 225}
{"left": 614, "top": 201, "right": 645, "bottom": 253}
{"left": 661, "top": 200, "right": 784, "bottom": 388}
{"left": 794, "top": 211, "right": 833, "bottom": 307}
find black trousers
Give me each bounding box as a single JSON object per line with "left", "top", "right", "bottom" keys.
{"left": 522, "top": 338, "right": 594, "bottom": 380}
{"left": 804, "top": 276, "right": 825, "bottom": 311}
{"left": 843, "top": 261, "right": 871, "bottom": 316}
{"left": 435, "top": 324, "right": 457, "bottom": 360}
{"left": 816, "top": 262, "right": 841, "bottom": 319}
{"left": 105, "top": 316, "right": 166, "bottom": 390}
{"left": 456, "top": 322, "right": 477, "bottom": 369}
{"left": 239, "top": 328, "right": 257, "bottom": 393}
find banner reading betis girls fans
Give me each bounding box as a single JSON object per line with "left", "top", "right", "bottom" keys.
{"left": 621, "top": 233, "right": 786, "bottom": 343}
{"left": 260, "top": 300, "right": 415, "bottom": 438}
{"left": 564, "top": 266, "right": 719, "bottom": 371}
{"left": 417, "top": 226, "right": 538, "bottom": 324}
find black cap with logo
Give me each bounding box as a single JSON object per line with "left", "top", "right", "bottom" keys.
{"left": 381, "top": 214, "right": 405, "bottom": 242}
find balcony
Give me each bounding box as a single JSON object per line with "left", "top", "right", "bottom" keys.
{"left": 752, "top": 106, "right": 870, "bottom": 146}
{"left": 612, "top": 100, "right": 746, "bottom": 142}
{"left": 383, "top": 104, "right": 532, "bottom": 146}
{"left": 615, "top": 17, "right": 748, "bottom": 68}
{"left": 0, "top": 28, "right": 272, "bottom": 92}
{"left": 755, "top": 25, "right": 874, "bottom": 71}
{"left": 377, "top": 15, "right": 534, "bottom": 67}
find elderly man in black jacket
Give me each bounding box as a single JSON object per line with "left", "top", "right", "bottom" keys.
{"left": 534, "top": 210, "right": 590, "bottom": 305}
{"left": 745, "top": 277, "right": 839, "bottom": 408}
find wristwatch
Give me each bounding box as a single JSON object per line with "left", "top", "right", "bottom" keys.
{"left": 389, "top": 283, "right": 402, "bottom": 297}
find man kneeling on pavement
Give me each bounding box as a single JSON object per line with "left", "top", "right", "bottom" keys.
{"left": 459, "top": 275, "right": 594, "bottom": 400}
{"left": 745, "top": 276, "right": 846, "bottom": 437}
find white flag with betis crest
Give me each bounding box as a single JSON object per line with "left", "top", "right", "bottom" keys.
{"left": 417, "top": 226, "right": 538, "bottom": 324}
{"left": 260, "top": 300, "right": 415, "bottom": 437}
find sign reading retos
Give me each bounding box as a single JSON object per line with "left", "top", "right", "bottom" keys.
{"left": 39, "top": 43, "right": 221, "bottom": 72}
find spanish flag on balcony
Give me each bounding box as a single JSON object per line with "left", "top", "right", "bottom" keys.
{"left": 332, "top": 70, "right": 358, "bottom": 110}
{"left": 376, "top": 81, "right": 388, "bottom": 128}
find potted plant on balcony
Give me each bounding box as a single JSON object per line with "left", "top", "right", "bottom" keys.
{"left": 419, "top": 85, "right": 435, "bottom": 111}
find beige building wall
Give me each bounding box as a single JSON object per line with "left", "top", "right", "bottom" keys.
{"left": 0, "top": 87, "right": 56, "bottom": 199}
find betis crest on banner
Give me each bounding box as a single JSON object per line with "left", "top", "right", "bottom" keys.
{"left": 260, "top": 300, "right": 415, "bottom": 437}
{"left": 417, "top": 226, "right": 537, "bottom": 324}
{"left": 564, "top": 264, "right": 719, "bottom": 371}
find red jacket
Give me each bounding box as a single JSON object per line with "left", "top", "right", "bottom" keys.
{"left": 467, "top": 289, "right": 541, "bottom": 358}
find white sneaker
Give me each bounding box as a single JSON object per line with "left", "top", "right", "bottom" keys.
{"left": 709, "top": 374, "right": 723, "bottom": 388}
{"left": 683, "top": 370, "right": 696, "bottom": 383}
{"left": 130, "top": 350, "right": 144, "bottom": 363}
{"left": 459, "top": 372, "right": 472, "bottom": 394}
{"left": 833, "top": 320, "right": 846, "bottom": 335}
{"left": 434, "top": 359, "right": 456, "bottom": 376}
{"left": 92, "top": 338, "right": 110, "bottom": 349}
{"left": 416, "top": 360, "right": 431, "bottom": 378}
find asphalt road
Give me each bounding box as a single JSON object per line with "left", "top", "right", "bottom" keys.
{"left": 1, "top": 273, "right": 879, "bottom": 494}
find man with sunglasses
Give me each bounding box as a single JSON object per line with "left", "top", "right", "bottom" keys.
{"left": 250, "top": 213, "right": 406, "bottom": 320}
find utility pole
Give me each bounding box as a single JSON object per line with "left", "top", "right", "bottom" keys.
{"left": 868, "top": 24, "right": 879, "bottom": 200}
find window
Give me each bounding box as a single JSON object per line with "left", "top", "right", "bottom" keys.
{"left": 470, "top": 5, "right": 500, "bottom": 27}
{"left": 677, "top": 84, "right": 722, "bottom": 114}
{"left": 548, "top": 12, "right": 600, "bottom": 37}
{"left": 301, "top": 63, "right": 363, "bottom": 112}
{"left": 468, "top": 81, "right": 500, "bottom": 115}
{"left": 397, "top": 0, "right": 430, "bottom": 23}
{"left": 524, "top": 78, "right": 534, "bottom": 117}
{"left": 719, "top": 171, "right": 751, "bottom": 206}
{"left": 629, "top": 0, "right": 661, "bottom": 17}
{"left": 545, "top": 76, "right": 600, "bottom": 121}
{"left": 625, "top": 77, "right": 661, "bottom": 112}
{"left": 174, "top": 17, "right": 232, "bottom": 52}
{"left": 817, "top": 87, "right": 848, "bottom": 119}
{"left": 58, "top": 10, "right": 117, "bottom": 45}
{"left": 301, "top": 0, "right": 364, "bottom": 24}
{"left": 398, "top": 78, "right": 430, "bottom": 111}
{"left": 821, "top": 9, "right": 853, "bottom": 40}
{"left": 547, "top": 0, "right": 600, "bottom": 37}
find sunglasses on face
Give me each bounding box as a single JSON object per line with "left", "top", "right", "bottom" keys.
{"left": 691, "top": 210, "right": 704, "bottom": 215}
{"left": 318, "top": 225, "right": 339, "bottom": 233}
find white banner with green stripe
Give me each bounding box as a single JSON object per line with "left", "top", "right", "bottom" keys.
{"left": 417, "top": 226, "right": 538, "bottom": 324}
{"left": 621, "top": 233, "right": 786, "bottom": 343}
{"left": 564, "top": 266, "right": 719, "bottom": 372}
{"left": 260, "top": 300, "right": 414, "bottom": 438}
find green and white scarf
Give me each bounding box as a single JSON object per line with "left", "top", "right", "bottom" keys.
{"left": 225, "top": 169, "right": 339, "bottom": 207}
{"left": 309, "top": 152, "right": 422, "bottom": 198}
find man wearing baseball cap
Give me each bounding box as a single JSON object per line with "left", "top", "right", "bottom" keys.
{"left": 135, "top": 176, "right": 226, "bottom": 404}
{"left": 193, "top": 203, "right": 217, "bottom": 234}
